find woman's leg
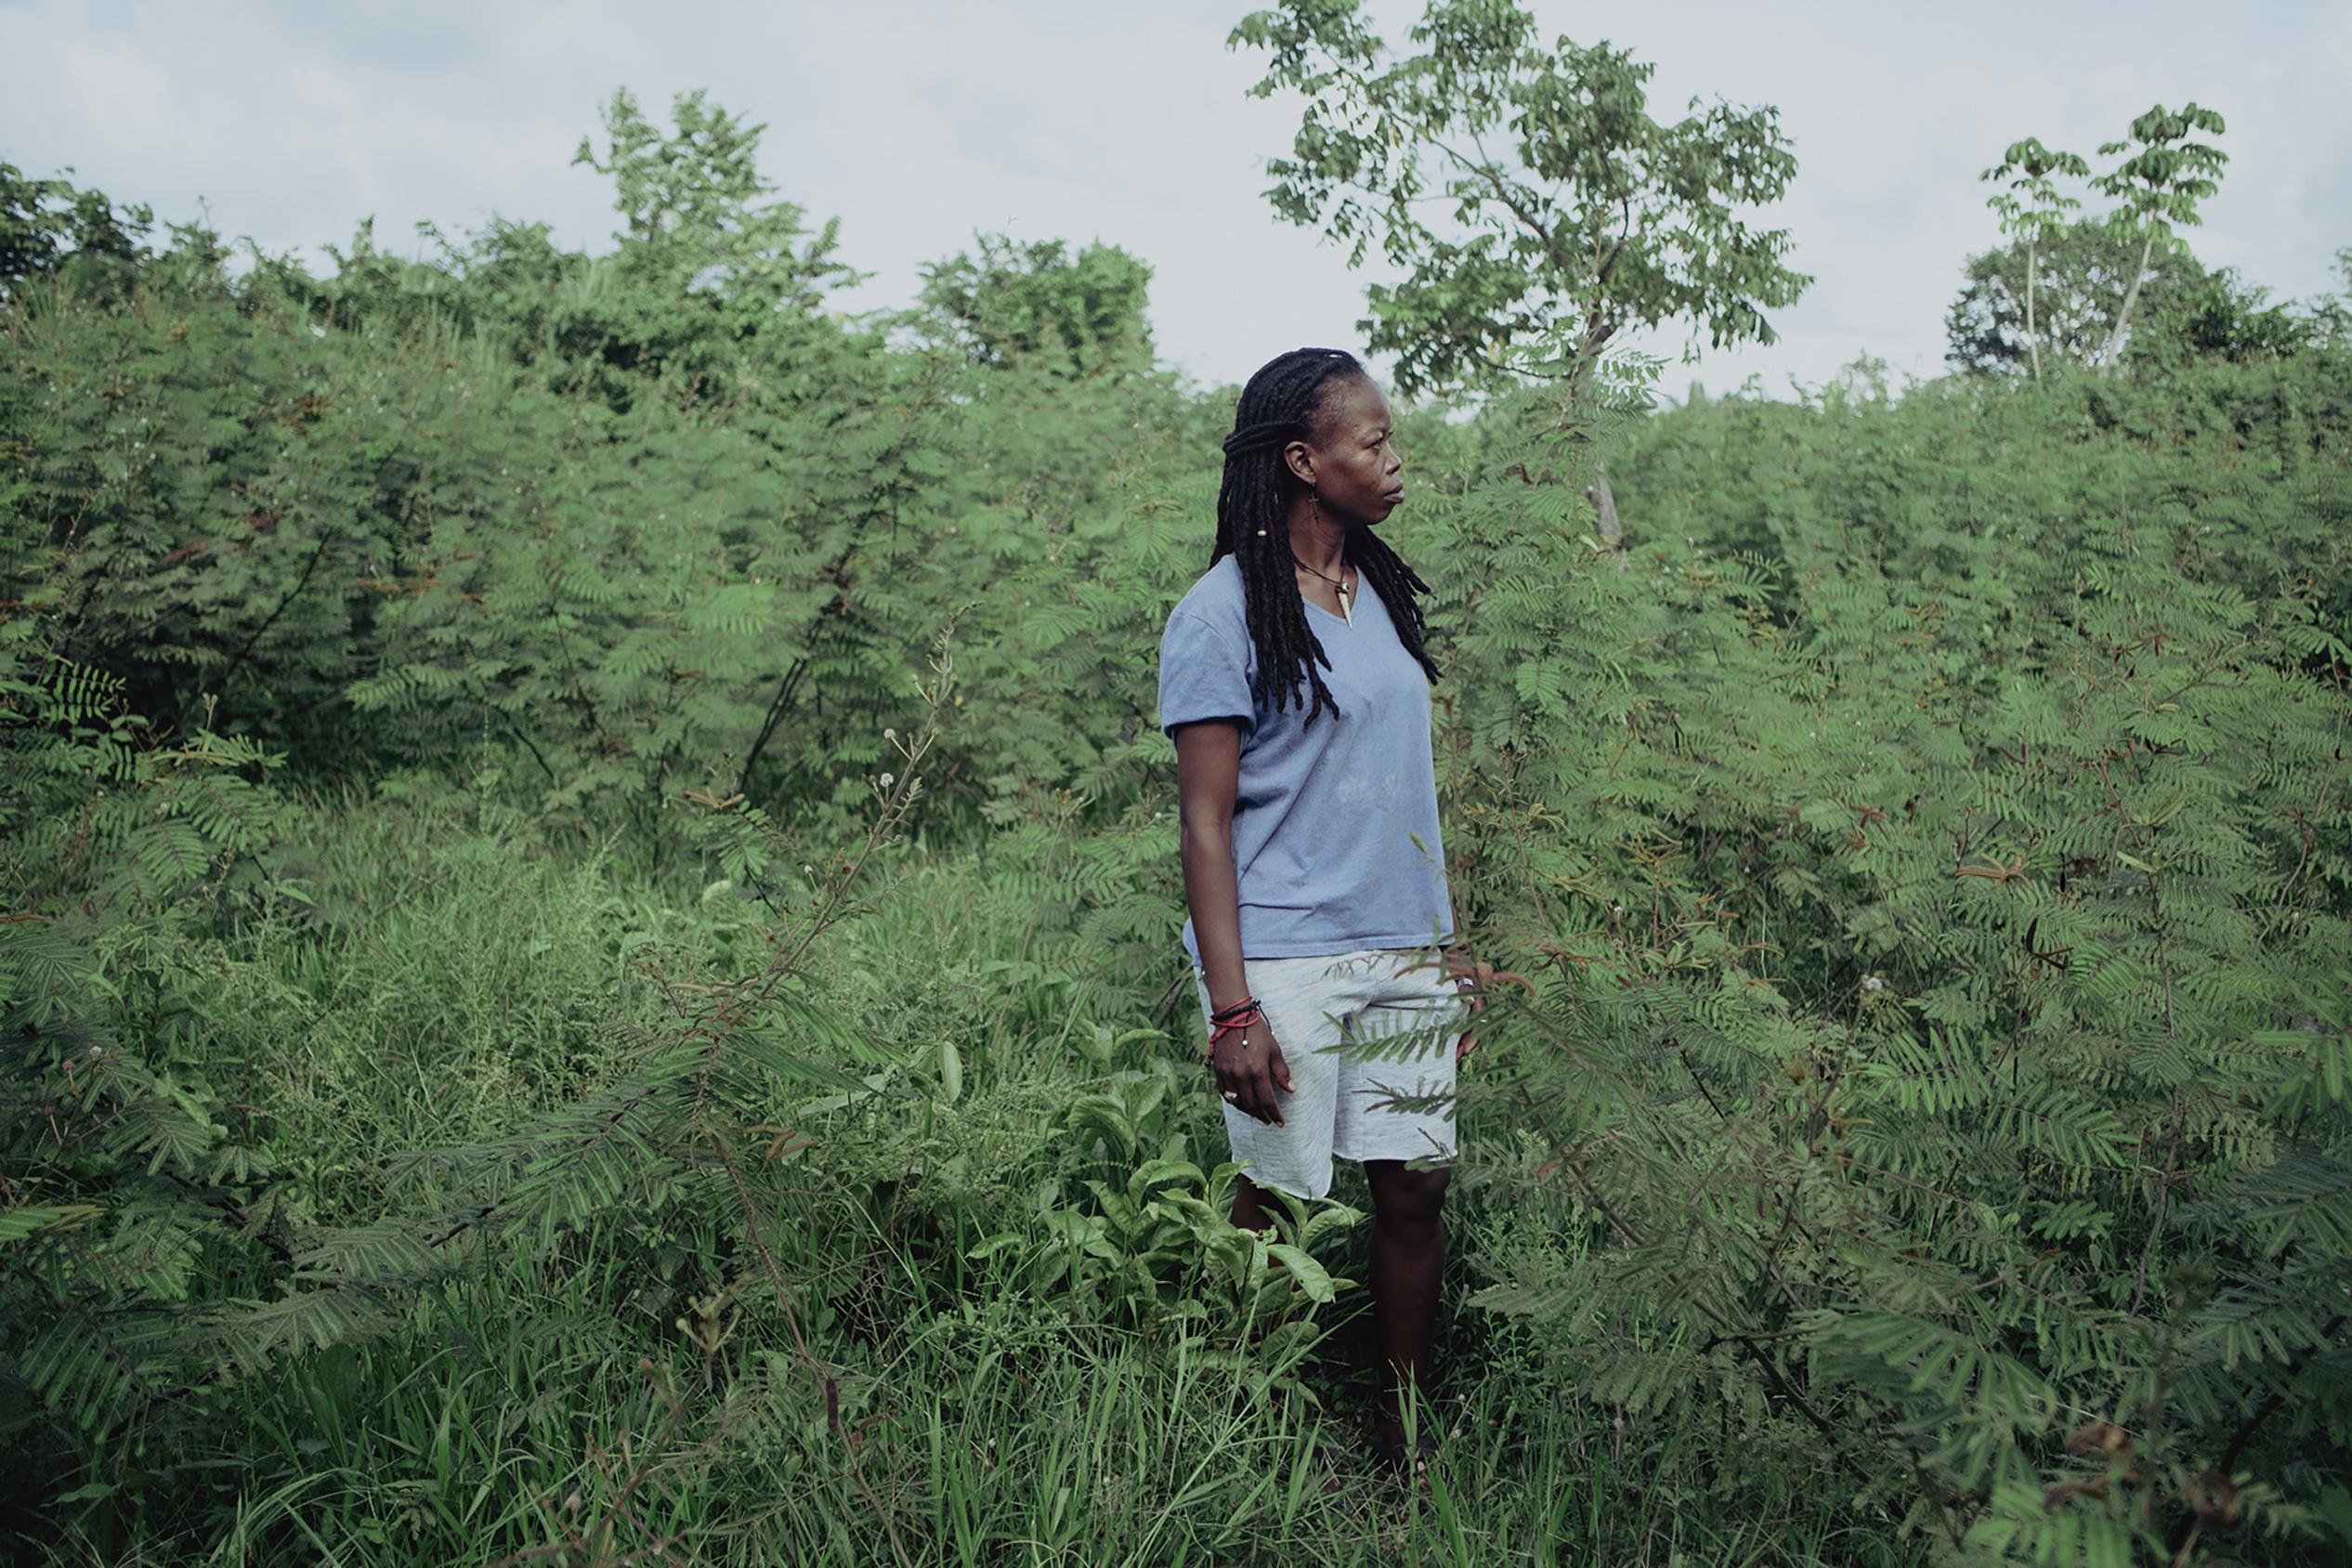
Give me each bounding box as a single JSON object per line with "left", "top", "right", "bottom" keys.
{"left": 1230, "top": 1170, "right": 1272, "bottom": 1232}
{"left": 1363, "top": 1159, "right": 1451, "bottom": 1446}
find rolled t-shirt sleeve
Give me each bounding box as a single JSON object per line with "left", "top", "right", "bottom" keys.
{"left": 1157, "top": 608, "right": 1256, "bottom": 738}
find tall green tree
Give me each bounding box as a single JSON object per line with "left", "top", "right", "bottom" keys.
{"left": 2091, "top": 101, "right": 2228, "bottom": 372}
{"left": 564, "top": 86, "right": 862, "bottom": 399}
{"left": 0, "top": 163, "right": 152, "bottom": 302}
{"left": 915, "top": 234, "right": 1155, "bottom": 378}
{"left": 1228, "top": 0, "right": 1812, "bottom": 399}
{"left": 1978, "top": 137, "right": 2091, "bottom": 383}
{"left": 307, "top": 89, "right": 866, "bottom": 407}
{"left": 1945, "top": 216, "right": 2209, "bottom": 377}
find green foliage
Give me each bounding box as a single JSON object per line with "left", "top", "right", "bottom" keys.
{"left": 1947, "top": 219, "right": 2261, "bottom": 377}
{"left": 2129, "top": 265, "right": 2319, "bottom": 370}
{"left": 1949, "top": 211, "right": 2136, "bottom": 375}
{"left": 5, "top": 81, "right": 2350, "bottom": 1567}
{"left": 1230, "top": 0, "right": 1812, "bottom": 393}
{"left": 298, "top": 88, "right": 862, "bottom": 409}
{"left": 915, "top": 232, "right": 1156, "bottom": 379}
{"left": 0, "top": 184, "right": 1112, "bottom": 831}
{"left": 0, "top": 161, "right": 154, "bottom": 303}
{"left": 1953, "top": 107, "right": 2314, "bottom": 385}
{"left": 972, "top": 1054, "right": 1365, "bottom": 1350}
{"left": 0, "top": 640, "right": 297, "bottom": 1496}
{"left": 1978, "top": 137, "right": 2093, "bottom": 384}
{"left": 1428, "top": 340, "right": 2352, "bottom": 1557}
{"left": 2089, "top": 102, "right": 2231, "bottom": 372}
{"left": 556, "top": 86, "right": 859, "bottom": 399}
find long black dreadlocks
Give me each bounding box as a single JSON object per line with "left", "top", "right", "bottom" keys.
{"left": 1211, "top": 346, "right": 1442, "bottom": 728}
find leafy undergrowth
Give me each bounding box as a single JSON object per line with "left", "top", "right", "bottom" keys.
{"left": 5, "top": 771, "right": 1912, "bottom": 1567}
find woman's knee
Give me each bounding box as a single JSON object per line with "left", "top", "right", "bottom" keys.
{"left": 1366, "top": 1161, "right": 1450, "bottom": 1229}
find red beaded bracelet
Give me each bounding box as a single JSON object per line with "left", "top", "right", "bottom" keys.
{"left": 1207, "top": 994, "right": 1264, "bottom": 1053}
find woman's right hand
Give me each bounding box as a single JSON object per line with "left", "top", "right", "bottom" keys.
{"left": 1209, "top": 1021, "right": 1293, "bottom": 1127}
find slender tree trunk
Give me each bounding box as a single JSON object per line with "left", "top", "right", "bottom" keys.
{"left": 2102, "top": 232, "right": 2156, "bottom": 372}
{"left": 2025, "top": 243, "right": 2042, "bottom": 384}
{"left": 1584, "top": 468, "right": 1627, "bottom": 575}
{"left": 1561, "top": 356, "right": 1627, "bottom": 566}
{"left": 1585, "top": 471, "right": 1623, "bottom": 551}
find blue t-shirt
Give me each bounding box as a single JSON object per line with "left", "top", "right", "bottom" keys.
{"left": 1156, "top": 554, "right": 1456, "bottom": 961}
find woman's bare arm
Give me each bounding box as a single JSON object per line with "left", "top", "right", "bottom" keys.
{"left": 1173, "top": 719, "right": 1247, "bottom": 1008}
{"left": 1173, "top": 719, "right": 1291, "bottom": 1123}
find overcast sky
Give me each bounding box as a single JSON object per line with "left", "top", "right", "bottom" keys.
{"left": 5, "top": 0, "right": 2346, "bottom": 402}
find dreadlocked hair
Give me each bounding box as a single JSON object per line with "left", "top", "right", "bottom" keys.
{"left": 1211, "top": 347, "right": 1442, "bottom": 727}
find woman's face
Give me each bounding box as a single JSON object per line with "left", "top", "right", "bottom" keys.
{"left": 1288, "top": 375, "right": 1405, "bottom": 527}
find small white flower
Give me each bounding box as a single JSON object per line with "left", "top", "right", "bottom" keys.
{"left": 1862, "top": 973, "right": 1885, "bottom": 995}
{"left": 879, "top": 772, "right": 895, "bottom": 789}
{"left": 883, "top": 727, "right": 896, "bottom": 741}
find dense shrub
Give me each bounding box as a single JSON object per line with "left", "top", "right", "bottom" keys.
{"left": 4, "top": 118, "right": 2348, "bottom": 1563}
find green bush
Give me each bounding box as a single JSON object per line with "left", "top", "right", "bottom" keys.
{"left": 4, "top": 106, "right": 2348, "bottom": 1564}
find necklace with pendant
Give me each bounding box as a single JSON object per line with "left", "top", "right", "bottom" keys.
{"left": 1293, "top": 555, "right": 1354, "bottom": 626}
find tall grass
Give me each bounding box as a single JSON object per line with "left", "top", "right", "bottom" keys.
{"left": 25, "top": 769, "right": 1914, "bottom": 1566}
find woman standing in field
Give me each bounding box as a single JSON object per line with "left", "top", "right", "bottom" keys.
{"left": 1157, "top": 346, "right": 1485, "bottom": 1478}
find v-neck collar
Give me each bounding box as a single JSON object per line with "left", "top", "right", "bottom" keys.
{"left": 1300, "top": 586, "right": 1358, "bottom": 630}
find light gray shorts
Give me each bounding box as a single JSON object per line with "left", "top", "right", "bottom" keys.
{"left": 1192, "top": 947, "right": 1470, "bottom": 1201}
